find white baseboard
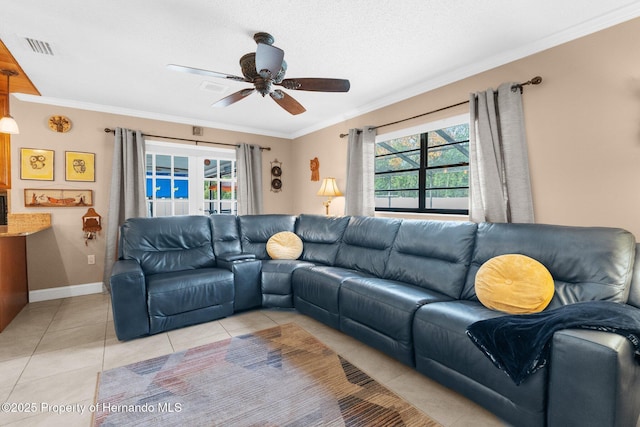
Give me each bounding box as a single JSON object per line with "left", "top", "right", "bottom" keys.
{"left": 29, "top": 282, "right": 105, "bottom": 302}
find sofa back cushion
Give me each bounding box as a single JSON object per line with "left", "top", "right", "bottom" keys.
{"left": 238, "top": 215, "right": 297, "bottom": 259}
{"left": 334, "top": 216, "right": 402, "bottom": 277}
{"left": 628, "top": 243, "right": 640, "bottom": 309}
{"left": 296, "top": 214, "right": 350, "bottom": 265}
{"left": 210, "top": 214, "right": 242, "bottom": 256}
{"left": 462, "top": 222, "right": 636, "bottom": 308}
{"left": 120, "top": 216, "right": 215, "bottom": 275}
{"left": 384, "top": 220, "right": 477, "bottom": 299}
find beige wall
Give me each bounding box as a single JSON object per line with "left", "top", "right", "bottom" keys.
{"left": 292, "top": 17, "right": 640, "bottom": 239}
{"left": 9, "top": 16, "right": 640, "bottom": 291}
{"left": 9, "top": 101, "right": 293, "bottom": 290}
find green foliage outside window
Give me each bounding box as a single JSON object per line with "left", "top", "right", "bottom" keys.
{"left": 375, "top": 123, "right": 469, "bottom": 213}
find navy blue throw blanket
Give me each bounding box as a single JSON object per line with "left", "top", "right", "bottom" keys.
{"left": 466, "top": 301, "right": 640, "bottom": 385}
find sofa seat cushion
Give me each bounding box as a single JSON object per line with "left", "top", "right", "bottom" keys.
{"left": 146, "top": 268, "right": 234, "bottom": 317}
{"left": 413, "top": 301, "right": 547, "bottom": 418}
{"left": 261, "top": 260, "right": 315, "bottom": 308}
{"left": 340, "top": 277, "right": 452, "bottom": 366}
{"left": 292, "top": 265, "right": 372, "bottom": 328}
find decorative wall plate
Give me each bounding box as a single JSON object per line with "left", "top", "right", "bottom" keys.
{"left": 48, "top": 115, "right": 72, "bottom": 133}
{"left": 270, "top": 159, "right": 282, "bottom": 192}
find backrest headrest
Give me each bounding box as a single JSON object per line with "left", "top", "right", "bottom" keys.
{"left": 120, "top": 215, "right": 215, "bottom": 275}
{"left": 385, "top": 220, "right": 477, "bottom": 298}
{"left": 462, "top": 222, "right": 636, "bottom": 308}
{"left": 210, "top": 214, "right": 241, "bottom": 256}
{"left": 238, "top": 214, "right": 297, "bottom": 259}
{"left": 627, "top": 243, "right": 640, "bottom": 308}
{"left": 334, "top": 216, "right": 402, "bottom": 277}
{"left": 296, "top": 214, "right": 350, "bottom": 265}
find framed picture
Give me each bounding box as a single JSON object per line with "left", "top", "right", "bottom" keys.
{"left": 24, "top": 189, "right": 93, "bottom": 207}
{"left": 65, "top": 151, "right": 95, "bottom": 182}
{"left": 20, "top": 148, "right": 54, "bottom": 181}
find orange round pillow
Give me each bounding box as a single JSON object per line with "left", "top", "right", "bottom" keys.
{"left": 475, "top": 254, "right": 554, "bottom": 314}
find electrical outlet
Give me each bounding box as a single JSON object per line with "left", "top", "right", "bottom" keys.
{"left": 88, "top": 254, "right": 95, "bottom": 265}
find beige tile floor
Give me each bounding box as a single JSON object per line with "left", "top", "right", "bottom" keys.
{"left": 0, "top": 293, "right": 505, "bottom": 426}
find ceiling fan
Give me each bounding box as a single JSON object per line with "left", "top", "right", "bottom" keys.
{"left": 167, "top": 32, "right": 350, "bottom": 115}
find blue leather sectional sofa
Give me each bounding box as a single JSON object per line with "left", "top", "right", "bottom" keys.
{"left": 109, "top": 214, "right": 640, "bottom": 427}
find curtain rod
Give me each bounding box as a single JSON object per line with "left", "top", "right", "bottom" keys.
{"left": 339, "top": 76, "right": 542, "bottom": 138}
{"left": 103, "top": 128, "right": 271, "bottom": 151}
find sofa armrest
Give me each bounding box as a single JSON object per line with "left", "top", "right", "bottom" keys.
{"left": 217, "top": 252, "right": 257, "bottom": 263}
{"left": 216, "top": 256, "right": 262, "bottom": 312}
{"left": 548, "top": 329, "right": 640, "bottom": 427}
{"left": 109, "top": 259, "right": 150, "bottom": 340}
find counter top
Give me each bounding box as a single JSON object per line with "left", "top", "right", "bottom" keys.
{"left": 1, "top": 212, "right": 52, "bottom": 237}
{"left": 0, "top": 224, "right": 51, "bottom": 237}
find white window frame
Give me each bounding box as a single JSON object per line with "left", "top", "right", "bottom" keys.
{"left": 145, "top": 140, "right": 236, "bottom": 216}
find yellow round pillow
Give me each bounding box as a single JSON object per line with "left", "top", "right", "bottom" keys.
{"left": 475, "top": 254, "right": 554, "bottom": 314}
{"left": 266, "top": 231, "right": 303, "bottom": 260}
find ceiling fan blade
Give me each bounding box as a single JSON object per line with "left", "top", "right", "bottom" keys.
{"left": 277, "top": 78, "right": 350, "bottom": 92}
{"left": 166, "top": 64, "right": 246, "bottom": 82}
{"left": 270, "top": 90, "right": 306, "bottom": 115}
{"left": 212, "top": 89, "right": 255, "bottom": 108}
{"left": 255, "top": 43, "right": 284, "bottom": 78}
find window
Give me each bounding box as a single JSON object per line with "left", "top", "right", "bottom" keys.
{"left": 145, "top": 141, "right": 237, "bottom": 217}
{"left": 203, "top": 158, "right": 237, "bottom": 215}
{"left": 375, "top": 114, "right": 469, "bottom": 214}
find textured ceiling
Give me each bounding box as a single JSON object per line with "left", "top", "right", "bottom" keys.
{"left": 1, "top": 1, "right": 640, "bottom": 138}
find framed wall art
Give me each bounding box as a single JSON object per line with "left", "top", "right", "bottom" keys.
{"left": 65, "top": 151, "right": 95, "bottom": 182}
{"left": 20, "top": 148, "right": 54, "bottom": 181}
{"left": 24, "top": 189, "right": 93, "bottom": 207}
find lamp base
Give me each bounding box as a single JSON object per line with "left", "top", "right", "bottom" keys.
{"left": 322, "top": 198, "right": 332, "bottom": 216}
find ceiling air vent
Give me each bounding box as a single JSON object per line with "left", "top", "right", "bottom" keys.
{"left": 23, "top": 37, "right": 54, "bottom": 55}
{"left": 199, "top": 81, "right": 227, "bottom": 94}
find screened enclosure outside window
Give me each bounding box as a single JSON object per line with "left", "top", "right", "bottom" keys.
{"left": 145, "top": 141, "right": 236, "bottom": 217}
{"left": 375, "top": 116, "right": 469, "bottom": 214}
{"left": 203, "top": 158, "right": 237, "bottom": 215}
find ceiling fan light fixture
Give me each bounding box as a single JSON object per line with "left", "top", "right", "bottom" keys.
{"left": 255, "top": 43, "right": 284, "bottom": 78}
{"left": 0, "top": 115, "right": 19, "bottom": 134}
{"left": 0, "top": 69, "right": 19, "bottom": 135}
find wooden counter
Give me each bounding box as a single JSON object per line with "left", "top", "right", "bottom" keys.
{"left": 0, "top": 213, "right": 51, "bottom": 332}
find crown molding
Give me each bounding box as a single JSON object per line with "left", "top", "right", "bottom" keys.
{"left": 13, "top": 93, "right": 294, "bottom": 140}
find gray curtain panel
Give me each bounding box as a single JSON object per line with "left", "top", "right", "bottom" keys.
{"left": 469, "top": 83, "right": 534, "bottom": 223}
{"left": 236, "top": 143, "right": 263, "bottom": 215}
{"left": 102, "top": 128, "right": 146, "bottom": 289}
{"left": 345, "top": 126, "right": 376, "bottom": 216}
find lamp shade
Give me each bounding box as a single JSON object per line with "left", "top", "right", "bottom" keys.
{"left": 0, "top": 115, "right": 19, "bottom": 134}
{"left": 0, "top": 69, "right": 19, "bottom": 135}
{"left": 317, "top": 177, "right": 343, "bottom": 197}
{"left": 255, "top": 43, "right": 284, "bottom": 77}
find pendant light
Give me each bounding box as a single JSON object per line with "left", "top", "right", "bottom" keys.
{"left": 0, "top": 69, "right": 19, "bottom": 135}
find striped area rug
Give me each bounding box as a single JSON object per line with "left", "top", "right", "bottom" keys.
{"left": 93, "top": 322, "right": 441, "bottom": 426}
